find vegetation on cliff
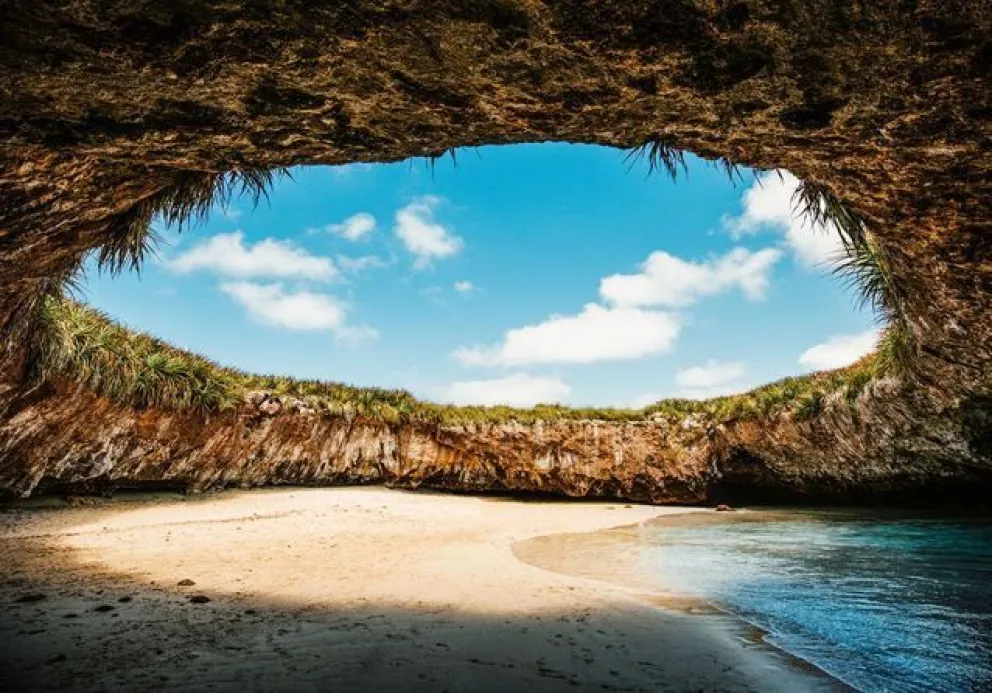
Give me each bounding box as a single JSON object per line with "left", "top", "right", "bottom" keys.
{"left": 30, "top": 294, "right": 901, "bottom": 427}
{"left": 20, "top": 144, "right": 915, "bottom": 428}
{"left": 98, "top": 168, "right": 291, "bottom": 276}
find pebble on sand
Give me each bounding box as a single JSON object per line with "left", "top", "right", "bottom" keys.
{"left": 15, "top": 593, "right": 46, "bottom": 603}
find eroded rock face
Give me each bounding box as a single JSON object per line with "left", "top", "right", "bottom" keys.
{"left": 0, "top": 1, "right": 989, "bottom": 502}
{"left": 1, "top": 376, "right": 988, "bottom": 504}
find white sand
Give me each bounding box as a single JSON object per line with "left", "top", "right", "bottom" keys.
{"left": 0, "top": 487, "right": 843, "bottom": 691}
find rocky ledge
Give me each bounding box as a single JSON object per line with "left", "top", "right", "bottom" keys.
{"left": 1, "top": 375, "right": 988, "bottom": 505}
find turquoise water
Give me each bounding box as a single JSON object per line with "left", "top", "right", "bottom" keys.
{"left": 638, "top": 510, "right": 992, "bottom": 692}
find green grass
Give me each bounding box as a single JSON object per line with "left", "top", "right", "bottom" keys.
{"left": 31, "top": 297, "right": 241, "bottom": 411}
{"left": 29, "top": 296, "right": 900, "bottom": 426}
{"left": 22, "top": 156, "right": 914, "bottom": 428}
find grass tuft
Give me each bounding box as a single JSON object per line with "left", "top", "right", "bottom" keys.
{"left": 96, "top": 168, "right": 288, "bottom": 276}
{"left": 31, "top": 296, "right": 901, "bottom": 426}
{"left": 420, "top": 148, "right": 458, "bottom": 178}
{"left": 792, "top": 179, "right": 868, "bottom": 251}
{"left": 625, "top": 137, "right": 687, "bottom": 181}
{"left": 31, "top": 297, "right": 239, "bottom": 411}
{"left": 830, "top": 237, "right": 907, "bottom": 327}
{"left": 711, "top": 157, "right": 746, "bottom": 185}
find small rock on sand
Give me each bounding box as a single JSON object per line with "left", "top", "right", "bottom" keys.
{"left": 177, "top": 579, "right": 195, "bottom": 587}
{"left": 188, "top": 595, "right": 211, "bottom": 604}
{"left": 15, "top": 593, "right": 46, "bottom": 603}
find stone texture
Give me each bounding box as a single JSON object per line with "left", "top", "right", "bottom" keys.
{"left": 0, "top": 376, "right": 988, "bottom": 503}
{"left": 0, "top": 1, "right": 990, "bottom": 502}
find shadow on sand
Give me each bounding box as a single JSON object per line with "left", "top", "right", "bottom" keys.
{"left": 0, "top": 492, "right": 845, "bottom": 692}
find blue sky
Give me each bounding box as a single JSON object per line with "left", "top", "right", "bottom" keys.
{"left": 80, "top": 143, "right": 879, "bottom": 408}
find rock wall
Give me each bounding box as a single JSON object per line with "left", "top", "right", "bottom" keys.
{"left": 2, "top": 376, "right": 988, "bottom": 504}
{"left": 0, "top": 1, "right": 990, "bottom": 503}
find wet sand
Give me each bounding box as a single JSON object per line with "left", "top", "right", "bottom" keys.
{"left": 0, "top": 487, "right": 843, "bottom": 691}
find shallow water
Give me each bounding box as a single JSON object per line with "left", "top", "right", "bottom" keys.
{"left": 619, "top": 509, "right": 992, "bottom": 692}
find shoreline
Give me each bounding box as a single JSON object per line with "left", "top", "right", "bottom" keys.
{"left": 2, "top": 487, "right": 846, "bottom": 691}
{"left": 512, "top": 511, "right": 857, "bottom": 691}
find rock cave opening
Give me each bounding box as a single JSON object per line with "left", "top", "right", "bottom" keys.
{"left": 1, "top": 1, "right": 988, "bottom": 504}
{"left": 68, "top": 143, "right": 883, "bottom": 416}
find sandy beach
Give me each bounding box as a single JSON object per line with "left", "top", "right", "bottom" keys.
{"left": 0, "top": 487, "right": 842, "bottom": 691}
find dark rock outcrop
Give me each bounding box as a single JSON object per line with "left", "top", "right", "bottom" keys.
{"left": 0, "top": 1, "right": 989, "bottom": 503}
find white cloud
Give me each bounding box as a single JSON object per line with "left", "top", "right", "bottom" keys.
{"left": 454, "top": 280, "right": 474, "bottom": 294}
{"left": 665, "top": 361, "right": 748, "bottom": 400}
{"left": 599, "top": 247, "right": 783, "bottom": 308}
{"left": 328, "top": 212, "right": 376, "bottom": 241}
{"left": 676, "top": 360, "right": 747, "bottom": 389}
{"left": 798, "top": 329, "right": 879, "bottom": 371}
{"left": 220, "top": 282, "right": 345, "bottom": 330}
{"left": 673, "top": 360, "right": 749, "bottom": 399}
{"left": 220, "top": 281, "right": 377, "bottom": 344}
{"left": 440, "top": 373, "right": 570, "bottom": 407}
{"left": 394, "top": 196, "right": 463, "bottom": 268}
{"left": 168, "top": 232, "right": 336, "bottom": 281}
{"left": 722, "top": 171, "right": 846, "bottom": 267}
{"left": 631, "top": 362, "right": 750, "bottom": 404}
{"left": 336, "top": 254, "right": 392, "bottom": 273}
{"left": 453, "top": 303, "right": 681, "bottom": 367}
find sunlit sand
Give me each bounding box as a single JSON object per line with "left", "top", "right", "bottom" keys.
{"left": 1, "top": 488, "right": 843, "bottom": 691}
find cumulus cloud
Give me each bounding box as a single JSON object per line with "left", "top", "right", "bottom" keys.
{"left": 675, "top": 360, "right": 748, "bottom": 399}
{"left": 454, "top": 280, "right": 474, "bottom": 294}
{"left": 394, "top": 196, "right": 463, "bottom": 268}
{"left": 220, "top": 281, "right": 377, "bottom": 343}
{"left": 440, "top": 373, "right": 570, "bottom": 407}
{"left": 599, "top": 247, "right": 783, "bottom": 308}
{"left": 327, "top": 212, "right": 376, "bottom": 241}
{"left": 722, "top": 171, "right": 846, "bottom": 267}
{"left": 798, "top": 329, "right": 880, "bottom": 371}
{"left": 453, "top": 303, "right": 681, "bottom": 367}
{"left": 676, "top": 360, "right": 747, "bottom": 389}
{"left": 168, "top": 232, "right": 336, "bottom": 281}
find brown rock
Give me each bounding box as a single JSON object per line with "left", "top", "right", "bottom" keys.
{"left": 258, "top": 398, "right": 282, "bottom": 417}
{"left": 244, "top": 391, "right": 270, "bottom": 408}
{"left": 0, "top": 2, "right": 988, "bottom": 507}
